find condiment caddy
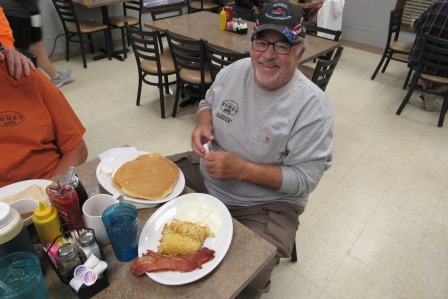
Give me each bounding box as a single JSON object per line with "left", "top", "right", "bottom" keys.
{"left": 44, "top": 228, "right": 109, "bottom": 299}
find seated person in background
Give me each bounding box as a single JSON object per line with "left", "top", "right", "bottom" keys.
{"left": 408, "top": 0, "right": 448, "bottom": 112}
{"left": 0, "top": 54, "right": 88, "bottom": 187}
{"left": 0, "top": 6, "right": 35, "bottom": 79}
{"left": 234, "top": 0, "right": 260, "bottom": 21}
{"left": 168, "top": 1, "right": 333, "bottom": 297}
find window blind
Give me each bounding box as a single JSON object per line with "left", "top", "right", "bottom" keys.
{"left": 402, "top": 0, "right": 433, "bottom": 27}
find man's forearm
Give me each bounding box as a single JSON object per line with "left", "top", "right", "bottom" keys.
{"left": 238, "top": 160, "right": 282, "bottom": 190}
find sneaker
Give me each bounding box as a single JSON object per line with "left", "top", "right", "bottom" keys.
{"left": 51, "top": 70, "right": 74, "bottom": 88}
{"left": 409, "top": 93, "right": 425, "bottom": 108}
{"left": 424, "top": 95, "right": 441, "bottom": 112}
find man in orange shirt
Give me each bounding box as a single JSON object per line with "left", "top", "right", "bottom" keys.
{"left": 0, "top": 59, "right": 88, "bottom": 187}
{"left": 0, "top": 6, "right": 35, "bottom": 79}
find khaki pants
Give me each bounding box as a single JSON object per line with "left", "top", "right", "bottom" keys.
{"left": 167, "top": 152, "right": 305, "bottom": 298}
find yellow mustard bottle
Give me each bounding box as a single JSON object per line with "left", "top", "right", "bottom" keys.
{"left": 220, "top": 8, "right": 227, "bottom": 31}
{"left": 32, "top": 202, "right": 62, "bottom": 247}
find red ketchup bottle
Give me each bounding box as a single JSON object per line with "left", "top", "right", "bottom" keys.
{"left": 46, "top": 182, "right": 85, "bottom": 231}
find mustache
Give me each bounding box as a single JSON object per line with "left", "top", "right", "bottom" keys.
{"left": 257, "top": 57, "right": 281, "bottom": 67}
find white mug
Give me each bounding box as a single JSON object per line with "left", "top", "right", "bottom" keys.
{"left": 9, "top": 198, "right": 40, "bottom": 243}
{"left": 82, "top": 194, "right": 122, "bottom": 245}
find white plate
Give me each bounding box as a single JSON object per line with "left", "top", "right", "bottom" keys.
{"left": 96, "top": 151, "right": 185, "bottom": 209}
{"left": 138, "top": 193, "right": 233, "bottom": 285}
{"left": 0, "top": 179, "right": 52, "bottom": 204}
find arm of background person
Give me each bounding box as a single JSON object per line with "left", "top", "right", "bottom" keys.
{"left": 51, "top": 140, "right": 88, "bottom": 177}
{"left": 0, "top": 6, "right": 35, "bottom": 79}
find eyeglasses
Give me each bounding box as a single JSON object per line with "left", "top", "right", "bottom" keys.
{"left": 251, "top": 38, "right": 295, "bottom": 55}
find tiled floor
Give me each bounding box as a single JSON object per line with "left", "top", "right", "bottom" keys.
{"left": 52, "top": 44, "right": 448, "bottom": 299}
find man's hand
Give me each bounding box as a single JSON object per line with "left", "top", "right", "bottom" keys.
{"left": 192, "top": 109, "right": 214, "bottom": 158}
{"left": 204, "top": 151, "right": 245, "bottom": 181}
{"left": 0, "top": 46, "right": 36, "bottom": 79}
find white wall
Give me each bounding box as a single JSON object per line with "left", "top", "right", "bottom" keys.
{"left": 341, "top": 0, "right": 415, "bottom": 48}
{"left": 39, "top": 1, "right": 160, "bottom": 58}
{"left": 39, "top": 0, "right": 414, "bottom": 57}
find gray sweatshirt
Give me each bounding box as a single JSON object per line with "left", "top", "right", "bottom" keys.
{"left": 198, "top": 58, "right": 333, "bottom": 208}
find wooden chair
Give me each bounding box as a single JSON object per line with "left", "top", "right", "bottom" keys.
{"left": 123, "top": 0, "right": 182, "bottom": 52}
{"left": 371, "top": 7, "right": 413, "bottom": 88}
{"left": 51, "top": 0, "right": 110, "bottom": 68}
{"left": 109, "top": 10, "right": 139, "bottom": 60}
{"left": 396, "top": 35, "right": 448, "bottom": 127}
{"left": 124, "top": 23, "right": 176, "bottom": 119}
{"left": 204, "top": 42, "right": 249, "bottom": 82}
{"left": 305, "top": 25, "right": 341, "bottom": 42}
{"left": 187, "top": 0, "right": 219, "bottom": 13}
{"left": 305, "top": 24, "right": 341, "bottom": 61}
{"left": 298, "top": 46, "right": 344, "bottom": 91}
{"left": 166, "top": 31, "right": 212, "bottom": 117}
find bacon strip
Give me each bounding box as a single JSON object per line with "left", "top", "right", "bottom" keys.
{"left": 130, "top": 247, "right": 215, "bottom": 276}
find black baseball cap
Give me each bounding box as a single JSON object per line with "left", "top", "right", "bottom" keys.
{"left": 252, "top": 0, "right": 305, "bottom": 44}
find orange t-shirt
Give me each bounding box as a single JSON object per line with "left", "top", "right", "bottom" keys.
{"left": 0, "top": 62, "right": 86, "bottom": 187}
{"left": 0, "top": 7, "right": 15, "bottom": 48}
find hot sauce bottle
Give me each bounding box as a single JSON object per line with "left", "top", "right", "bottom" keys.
{"left": 46, "top": 182, "right": 85, "bottom": 231}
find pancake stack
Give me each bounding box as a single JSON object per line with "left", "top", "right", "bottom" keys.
{"left": 112, "top": 153, "right": 180, "bottom": 200}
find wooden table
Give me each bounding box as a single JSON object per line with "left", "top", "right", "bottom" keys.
{"left": 73, "top": 0, "right": 134, "bottom": 61}
{"left": 144, "top": 11, "right": 339, "bottom": 64}
{"left": 44, "top": 157, "right": 277, "bottom": 298}
{"left": 142, "top": 0, "right": 185, "bottom": 12}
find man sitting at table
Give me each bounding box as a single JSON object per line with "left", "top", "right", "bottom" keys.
{"left": 0, "top": 41, "right": 88, "bottom": 187}
{"left": 168, "top": 1, "right": 333, "bottom": 297}
{"left": 408, "top": 0, "right": 448, "bottom": 112}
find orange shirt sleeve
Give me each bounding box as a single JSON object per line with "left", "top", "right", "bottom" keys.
{"left": 0, "top": 7, "right": 15, "bottom": 48}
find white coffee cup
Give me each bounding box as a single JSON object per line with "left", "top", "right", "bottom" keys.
{"left": 82, "top": 194, "right": 122, "bottom": 245}
{"left": 10, "top": 198, "right": 40, "bottom": 243}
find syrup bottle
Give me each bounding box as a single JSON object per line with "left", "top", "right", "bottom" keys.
{"left": 46, "top": 182, "right": 85, "bottom": 231}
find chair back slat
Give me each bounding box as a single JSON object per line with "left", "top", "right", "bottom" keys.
{"left": 204, "top": 42, "right": 250, "bottom": 82}
{"left": 390, "top": 7, "right": 405, "bottom": 42}
{"left": 125, "top": 23, "right": 160, "bottom": 65}
{"left": 52, "top": 0, "right": 80, "bottom": 31}
{"left": 304, "top": 25, "right": 341, "bottom": 41}
{"left": 419, "top": 34, "right": 448, "bottom": 75}
{"left": 166, "top": 32, "right": 205, "bottom": 73}
{"left": 311, "top": 46, "right": 344, "bottom": 91}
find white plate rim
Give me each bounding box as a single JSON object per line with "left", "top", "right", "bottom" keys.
{"left": 0, "top": 179, "right": 52, "bottom": 203}
{"left": 138, "top": 193, "right": 233, "bottom": 285}
{"left": 95, "top": 151, "right": 185, "bottom": 206}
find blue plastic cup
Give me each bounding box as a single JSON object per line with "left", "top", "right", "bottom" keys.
{"left": 102, "top": 203, "right": 138, "bottom": 262}
{"left": 0, "top": 251, "right": 48, "bottom": 299}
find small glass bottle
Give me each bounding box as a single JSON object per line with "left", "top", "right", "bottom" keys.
{"left": 79, "top": 231, "right": 101, "bottom": 260}
{"left": 59, "top": 243, "right": 81, "bottom": 279}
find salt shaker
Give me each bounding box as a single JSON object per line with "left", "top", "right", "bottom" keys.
{"left": 79, "top": 231, "right": 101, "bottom": 260}
{"left": 59, "top": 243, "right": 81, "bottom": 279}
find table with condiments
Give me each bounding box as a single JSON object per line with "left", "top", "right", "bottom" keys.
{"left": 44, "top": 156, "right": 277, "bottom": 298}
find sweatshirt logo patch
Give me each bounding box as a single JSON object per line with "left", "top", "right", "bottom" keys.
{"left": 220, "top": 100, "right": 239, "bottom": 115}
{"left": 0, "top": 111, "right": 25, "bottom": 127}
